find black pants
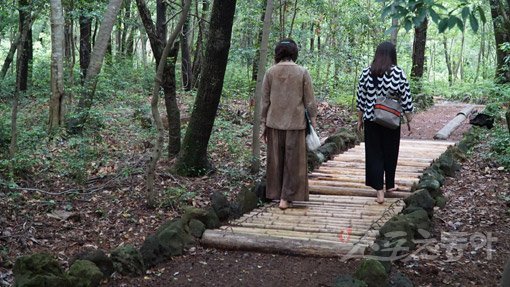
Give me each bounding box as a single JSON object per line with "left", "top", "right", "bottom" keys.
{"left": 364, "top": 120, "right": 401, "bottom": 190}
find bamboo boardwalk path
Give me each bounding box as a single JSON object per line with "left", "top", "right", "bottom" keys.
{"left": 201, "top": 139, "right": 456, "bottom": 257}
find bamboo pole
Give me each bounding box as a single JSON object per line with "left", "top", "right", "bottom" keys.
{"left": 309, "top": 186, "right": 410, "bottom": 198}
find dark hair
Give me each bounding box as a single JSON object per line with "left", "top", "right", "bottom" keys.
{"left": 274, "top": 38, "right": 298, "bottom": 63}
{"left": 370, "top": 41, "right": 397, "bottom": 77}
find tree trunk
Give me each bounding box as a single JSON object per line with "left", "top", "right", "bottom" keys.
{"left": 136, "top": 0, "right": 182, "bottom": 157}
{"left": 18, "top": 0, "right": 32, "bottom": 92}
{"left": 79, "top": 15, "right": 92, "bottom": 84}
{"left": 474, "top": 24, "right": 485, "bottom": 83}
{"left": 49, "top": 0, "right": 66, "bottom": 132}
{"left": 145, "top": 0, "right": 191, "bottom": 208}
{"left": 288, "top": 0, "right": 298, "bottom": 38}
{"left": 490, "top": 0, "right": 510, "bottom": 83}
{"left": 310, "top": 22, "right": 314, "bottom": 52}
{"left": 453, "top": 26, "right": 465, "bottom": 81}
{"left": 64, "top": 1, "right": 75, "bottom": 99}
{"left": 442, "top": 35, "right": 453, "bottom": 86}
{"left": 390, "top": 18, "right": 398, "bottom": 45}
{"left": 251, "top": 0, "right": 274, "bottom": 173}
{"left": 72, "top": 0, "right": 123, "bottom": 132}
{"left": 191, "top": 0, "right": 209, "bottom": 88}
{"left": 121, "top": 0, "right": 132, "bottom": 56}
{"left": 251, "top": 0, "right": 267, "bottom": 82}
{"left": 180, "top": 0, "right": 192, "bottom": 91}
{"left": 411, "top": 17, "right": 428, "bottom": 92}
{"left": 174, "top": 0, "right": 237, "bottom": 176}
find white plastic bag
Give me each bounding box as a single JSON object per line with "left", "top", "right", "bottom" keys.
{"left": 306, "top": 126, "right": 321, "bottom": 151}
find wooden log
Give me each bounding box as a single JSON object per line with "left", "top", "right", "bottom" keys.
{"left": 309, "top": 185, "right": 410, "bottom": 198}
{"left": 308, "top": 179, "right": 412, "bottom": 191}
{"left": 434, "top": 105, "right": 475, "bottom": 140}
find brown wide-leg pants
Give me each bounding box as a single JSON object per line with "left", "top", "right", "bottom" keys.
{"left": 266, "top": 127, "right": 309, "bottom": 201}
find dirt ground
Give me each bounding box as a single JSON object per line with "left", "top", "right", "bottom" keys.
{"left": 1, "top": 100, "right": 508, "bottom": 287}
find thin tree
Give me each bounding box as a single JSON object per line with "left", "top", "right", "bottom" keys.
{"left": 411, "top": 17, "right": 428, "bottom": 91}
{"left": 251, "top": 0, "right": 274, "bottom": 173}
{"left": 180, "top": 0, "right": 192, "bottom": 91}
{"left": 146, "top": 0, "right": 192, "bottom": 208}
{"left": 191, "top": 0, "right": 209, "bottom": 88}
{"left": 71, "top": 0, "right": 123, "bottom": 131}
{"left": 174, "top": 0, "right": 237, "bottom": 176}
{"left": 49, "top": 0, "right": 66, "bottom": 131}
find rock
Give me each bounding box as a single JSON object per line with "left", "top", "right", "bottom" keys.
{"left": 13, "top": 253, "right": 72, "bottom": 287}
{"left": 435, "top": 196, "right": 447, "bottom": 208}
{"left": 139, "top": 235, "right": 162, "bottom": 268}
{"left": 70, "top": 249, "right": 113, "bottom": 277}
{"left": 388, "top": 271, "right": 414, "bottom": 287}
{"left": 336, "top": 129, "right": 358, "bottom": 145}
{"left": 189, "top": 219, "right": 206, "bottom": 238}
{"left": 110, "top": 245, "right": 144, "bottom": 276}
{"left": 367, "top": 238, "right": 393, "bottom": 272}
{"left": 437, "top": 152, "right": 461, "bottom": 177}
{"left": 421, "top": 168, "right": 445, "bottom": 185}
{"left": 182, "top": 206, "right": 220, "bottom": 229}
{"left": 404, "top": 189, "right": 435, "bottom": 217}
{"left": 211, "top": 191, "right": 231, "bottom": 220}
{"left": 325, "top": 135, "right": 346, "bottom": 151}
{"left": 469, "top": 113, "right": 494, "bottom": 129}
{"left": 236, "top": 189, "right": 259, "bottom": 215}
{"left": 142, "top": 218, "right": 194, "bottom": 265}
{"left": 416, "top": 179, "right": 440, "bottom": 192}
{"left": 317, "top": 142, "right": 339, "bottom": 160}
{"left": 404, "top": 209, "right": 431, "bottom": 236}
{"left": 378, "top": 214, "right": 416, "bottom": 251}
{"left": 182, "top": 206, "right": 208, "bottom": 224}
{"left": 308, "top": 150, "right": 322, "bottom": 171}
{"left": 334, "top": 274, "right": 368, "bottom": 287}
{"left": 68, "top": 260, "right": 103, "bottom": 287}
{"left": 251, "top": 180, "right": 271, "bottom": 203}
{"left": 354, "top": 259, "right": 388, "bottom": 287}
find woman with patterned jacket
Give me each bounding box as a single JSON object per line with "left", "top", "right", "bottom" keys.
{"left": 356, "top": 41, "right": 414, "bottom": 204}
{"left": 261, "top": 38, "right": 317, "bottom": 210}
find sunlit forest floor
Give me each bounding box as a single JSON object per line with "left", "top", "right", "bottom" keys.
{"left": 1, "top": 98, "right": 509, "bottom": 286}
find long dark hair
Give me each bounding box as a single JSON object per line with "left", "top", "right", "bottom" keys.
{"left": 370, "top": 41, "right": 397, "bottom": 77}
{"left": 274, "top": 38, "right": 298, "bottom": 63}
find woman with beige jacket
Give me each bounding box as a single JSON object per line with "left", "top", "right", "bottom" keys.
{"left": 261, "top": 38, "right": 317, "bottom": 210}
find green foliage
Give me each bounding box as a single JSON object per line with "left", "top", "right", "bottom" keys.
{"left": 161, "top": 187, "right": 196, "bottom": 209}
{"left": 488, "top": 127, "right": 510, "bottom": 169}
{"left": 422, "top": 81, "right": 510, "bottom": 105}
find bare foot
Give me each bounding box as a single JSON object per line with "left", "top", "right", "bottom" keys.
{"left": 279, "top": 199, "right": 290, "bottom": 210}
{"left": 375, "top": 189, "right": 384, "bottom": 204}
{"left": 387, "top": 185, "right": 399, "bottom": 192}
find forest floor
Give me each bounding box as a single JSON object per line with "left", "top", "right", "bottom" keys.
{"left": 1, "top": 99, "right": 509, "bottom": 287}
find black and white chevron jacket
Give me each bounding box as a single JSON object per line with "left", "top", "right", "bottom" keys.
{"left": 356, "top": 65, "right": 413, "bottom": 121}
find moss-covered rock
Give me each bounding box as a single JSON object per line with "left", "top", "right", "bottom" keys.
{"left": 110, "top": 245, "right": 144, "bottom": 276}
{"left": 139, "top": 235, "right": 162, "bottom": 268}
{"left": 420, "top": 167, "right": 445, "bottom": 186}
{"left": 236, "top": 189, "right": 259, "bottom": 215}
{"left": 317, "top": 142, "right": 339, "bottom": 160}
{"left": 437, "top": 151, "right": 461, "bottom": 177}
{"left": 211, "top": 191, "right": 231, "bottom": 220}
{"left": 307, "top": 150, "right": 322, "bottom": 171}
{"left": 68, "top": 260, "right": 103, "bottom": 287}
{"left": 403, "top": 209, "right": 431, "bottom": 235}
{"left": 70, "top": 249, "right": 113, "bottom": 277}
{"left": 181, "top": 207, "right": 220, "bottom": 229}
{"left": 388, "top": 271, "right": 414, "bottom": 287}
{"left": 189, "top": 219, "right": 206, "bottom": 238}
{"left": 14, "top": 253, "right": 72, "bottom": 287}
{"left": 378, "top": 215, "right": 416, "bottom": 252}
{"left": 435, "top": 196, "right": 447, "bottom": 208}
{"left": 354, "top": 259, "right": 388, "bottom": 287}
{"left": 251, "top": 180, "right": 271, "bottom": 203}
{"left": 325, "top": 135, "right": 346, "bottom": 151}
{"left": 404, "top": 189, "right": 435, "bottom": 217}
{"left": 334, "top": 275, "right": 368, "bottom": 287}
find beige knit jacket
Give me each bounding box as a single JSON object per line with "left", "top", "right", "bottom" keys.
{"left": 261, "top": 61, "right": 317, "bottom": 131}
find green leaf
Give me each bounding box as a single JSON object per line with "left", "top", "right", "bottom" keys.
{"left": 395, "top": 5, "right": 409, "bottom": 17}
{"left": 382, "top": 5, "right": 393, "bottom": 19}
{"left": 433, "top": 3, "right": 447, "bottom": 10}
{"left": 461, "top": 6, "right": 470, "bottom": 20}
{"left": 456, "top": 17, "right": 465, "bottom": 30}
{"left": 448, "top": 15, "right": 460, "bottom": 29}
{"left": 438, "top": 18, "right": 449, "bottom": 33}
{"left": 428, "top": 7, "right": 441, "bottom": 24}
{"left": 469, "top": 13, "right": 479, "bottom": 32}
{"left": 404, "top": 18, "right": 413, "bottom": 31}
